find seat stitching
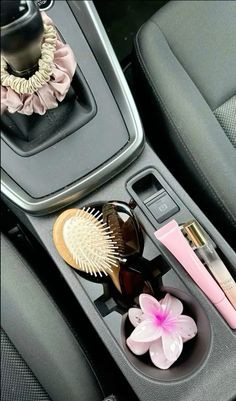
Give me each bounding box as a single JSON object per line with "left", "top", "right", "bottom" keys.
{"left": 135, "top": 25, "right": 236, "bottom": 227}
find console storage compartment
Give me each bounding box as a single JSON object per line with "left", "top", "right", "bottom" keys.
{"left": 6, "top": 143, "right": 236, "bottom": 401}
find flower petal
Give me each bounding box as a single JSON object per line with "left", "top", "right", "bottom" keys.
{"left": 149, "top": 339, "right": 174, "bottom": 369}
{"left": 175, "top": 315, "right": 197, "bottom": 342}
{"left": 126, "top": 337, "right": 150, "bottom": 355}
{"left": 139, "top": 293, "right": 161, "bottom": 316}
{"left": 162, "top": 332, "right": 183, "bottom": 362}
{"left": 130, "top": 320, "right": 162, "bottom": 342}
{"left": 128, "top": 308, "right": 144, "bottom": 327}
{"left": 160, "top": 293, "right": 183, "bottom": 317}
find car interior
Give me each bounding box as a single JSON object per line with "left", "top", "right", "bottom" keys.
{"left": 1, "top": 1, "right": 236, "bottom": 401}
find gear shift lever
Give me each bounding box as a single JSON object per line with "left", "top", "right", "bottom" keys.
{"left": 1, "top": 3, "right": 78, "bottom": 119}
{"left": 1, "top": 0, "right": 44, "bottom": 78}
{"left": 1, "top": 3, "right": 95, "bottom": 155}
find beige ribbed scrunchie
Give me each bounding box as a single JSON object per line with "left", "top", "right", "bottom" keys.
{"left": 1, "top": 22, "right": 57, "bottom": 95}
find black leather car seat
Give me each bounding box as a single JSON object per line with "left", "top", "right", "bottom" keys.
{"left": 134, "top": 0, "right": 236, "bottom": 246}
{"left": 0, "top": 234, "right": 117, "bottom": 401}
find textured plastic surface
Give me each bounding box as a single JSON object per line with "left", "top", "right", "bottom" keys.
{"left": 147, "top": 192, "right": 179, "bottom": 223}
{"left": 6, "top": 143, "right": 236, "bottom": 401}
{"left": 1, "top": 1, "right": 129, "bottom": 198}
{"left": 2, "top": 1, "right": 236, "bottom": 399}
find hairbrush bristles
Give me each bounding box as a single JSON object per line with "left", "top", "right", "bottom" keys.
{"left": 63, "top": 207, "right": 119, "bottom": 276}
{"left": 102, "top": 203, "right": 126, "bottom": 256}
{"left": 53, "top": 207, "right": 120, "bottom": 278}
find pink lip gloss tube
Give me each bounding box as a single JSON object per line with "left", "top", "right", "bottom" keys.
{"left": 154, "top": 220, "right": 236, "bottom": 329}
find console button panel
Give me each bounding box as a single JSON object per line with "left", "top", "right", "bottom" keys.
{"left": 146, "top": 190, "right": 179, "bottom": 223}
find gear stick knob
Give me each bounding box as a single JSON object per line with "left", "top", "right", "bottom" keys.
{"left": 1, "top": 0, "right": 44, "bottom": 77}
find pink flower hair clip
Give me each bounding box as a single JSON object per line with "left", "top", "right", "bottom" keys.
{"left": 126, "top": 293, "right": 197, "bottom": 369}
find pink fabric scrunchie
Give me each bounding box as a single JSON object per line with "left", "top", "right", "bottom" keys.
{"left": 1, "top": 13, "right": 76, "bottom": 115}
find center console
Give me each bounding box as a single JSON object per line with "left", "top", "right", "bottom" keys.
{"left": 1, "top": 0, "right": 143, "bottom": 214}
{"left": 1, "top": 2, "right": 236, "bottom": 401}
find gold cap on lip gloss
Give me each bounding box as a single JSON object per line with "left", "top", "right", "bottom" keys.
{"left": 182, "top": 220, "right": 207, "bottom": 248}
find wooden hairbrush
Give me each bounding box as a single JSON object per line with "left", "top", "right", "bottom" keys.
{"left": 53, "top": 207, "right": 121, "bottom": 291}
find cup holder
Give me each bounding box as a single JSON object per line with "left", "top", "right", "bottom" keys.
{"left": 121, "top": 287, "right": 212, "bottom": 381}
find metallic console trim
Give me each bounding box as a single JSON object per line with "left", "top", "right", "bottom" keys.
{"left": 1, "top": 0, "right": 144, "bottom": 215}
